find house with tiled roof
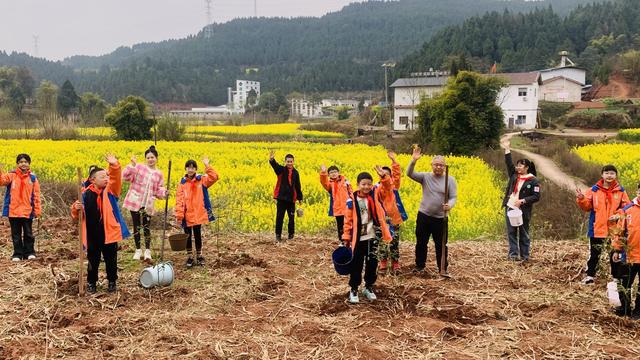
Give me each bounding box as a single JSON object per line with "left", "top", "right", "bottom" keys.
{"left": 490, "top": 71, "right": 542, "bottom": 129}
{"left": 389, "top": 70, "right": 450, "bottom": 131}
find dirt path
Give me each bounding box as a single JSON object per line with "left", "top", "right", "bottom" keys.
{"left": 1, "top": 218, "right": 639, "bottom": 358}
{"left": 500, "top": 132, "right": 587, "bottom": 191}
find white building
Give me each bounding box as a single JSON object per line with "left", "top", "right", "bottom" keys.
{"left": 228, "top": 80, "right": 260, "bottom": 113}
{"left": 321, "top": 99, "right": 360, "bottom": 109}
{"left": 491, "top": 72, "right": 542, "bottom": 129}
{"left": 390, "top": 72, "right": 449, "bottom": 131}
{"left": 290, "top": 98, "right": 324, "bottom": 118}
{"left": 539, "top": 52, "right": 587, "bottom": 103}
{"left": 170, "top": 105, "right": 242, "bottom": 119}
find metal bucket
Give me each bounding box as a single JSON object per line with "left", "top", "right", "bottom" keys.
{"left": 507, "top": 208, "right": 524, "bottom": 227}
{"left": 139, "top": 262, "right": 174, "bottom": 289}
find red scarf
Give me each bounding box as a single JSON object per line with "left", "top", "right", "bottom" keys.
{"left": 512, "top": 174, "right": 535, "bottom": 195}
{"left": 86, "top": 183, "right": 104, "bottom": 219}
{"left": 356, "top": 191, "right": 376, "bottom": 220}
{"left": 596, "top": 178, "right": 618, "bottom": 205}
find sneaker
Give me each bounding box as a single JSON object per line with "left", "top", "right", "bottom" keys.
{"left": 362, "top": 287, "right": 377, "bottom": 301}
{"left": 186, "top": 257, "right": 194, "bottom": 268}
{"left": 107, "top": 282, "right": 117, "bottom": 293}
{"left": 133, "top": 249, "right": 142, "bottom": 260}
{"left": 276, "top": 235, "right": 282, "bottom": 242}
{"left": 392, "top": 261, "right": 400, "bottom": 272}
{"left": 631, "top": 310, "right": 640, "bottom": 320}
{"left": 87, "top": 283, "right": 97, "bottom": 294}
{"left": 379, "top": 259, "right": 388, "bottom": 272}
{"left": 27, "top": 254, "right": 36, "bottom": 260}
{"left": 412, "top": 266, "right": 425, "bottom": 274}
{"left": 348, "top": 289, "right": 359, "bottom": 304}
{"left": 144, "top": 249, "right": 152, "bottom": 260}
{"left": 11, "top": 257, "right": 21, "bottom": 262}
{"left": 196, "top": 255, "right": 205, "bottom": 266}
{"left": 288, "top": 234, "right": 294, "bottom": 240}
{"left": 581, "top": 276, "right": 595, "bottom": 285}
{"left": 614, "top": 306, "right": 630, "bottom": 317}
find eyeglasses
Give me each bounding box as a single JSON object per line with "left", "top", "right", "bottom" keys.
{"left": 432, "top": 164, "right": 445, "bottom": 168}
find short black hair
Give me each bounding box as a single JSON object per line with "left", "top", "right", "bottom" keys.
{"left": 601, "top": 164, "right": 618, "bottom": 174}
{"left": 88, "top": 165, "right": 104, "bottom": 179}
{"left": 382, "top": 166, "right": 392, "bottom": 174}
{"left": 185, "top": 159, "right": 198, "bottom": 169}
{"left": 16, "top": 154, "right": 31, "bottom": 164}
{"left": 357, "top": 172, "right": 373, "bottom": 183}
{"left": 328, "top": 165, "right": 339, "bottom": 173}
{"left": 145, "top": 145, "right": 158, "bottom": 158}
{"left": 285, "top": 154, "right": 294, "bottom": 160}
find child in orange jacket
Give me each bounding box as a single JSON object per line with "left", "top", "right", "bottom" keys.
{"left": 611, "top": 184, "right": 640, "bottom": 318}
{"left": 342, "top": 166, "right": 393, "bottom": 304}
{"left": 1, "top": 154, "right": 41, "bottom": 261}
{"left": 378, "top": 151, "right": 408, "bottom": 273}
{"left": 320, "top": 164, "right": 352, "bottom": 241}
{"left": 175, "top": 157, "right": 219, "bottom": 268}
{"left": 72, "top": 154, "right": 130, "bottom": 294}
{"left": 576, "top": 165, "right": 630, "bottom": 285}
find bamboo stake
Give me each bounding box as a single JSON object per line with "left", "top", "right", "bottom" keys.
{"left": 76, "top": 167, "right": 85, "bottom": 296}
{"left": 440, "top": 165, "right": 450, "bottom": 278}
{"left": 160, "top": 160, "right": 172, "bottom": 263}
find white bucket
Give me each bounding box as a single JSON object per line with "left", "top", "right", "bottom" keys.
{"left": 139, "top": 262, "right": 174, "bottom": 289}
{"left": 507, "top": 208, "right": 524, "bottom": 227}
{"left": 607, "top": 281, "right": 621, "bottom": 307}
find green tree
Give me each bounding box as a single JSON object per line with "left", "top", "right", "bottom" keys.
{"left": 105, "top": 95, "right": 153, "bottom": 140}
{"left": 621, "top": 50, "right": 640, "bottom": 84}
{"left": 36, "top": 80, "right": 58, "bottom": 115}
{"left": 79, "top": 92, "right": 109, "bottom": 124}
{"left": 336, "top": 106, "right": 350, "bottom": 120}
{"left": 57, "top": 80, "right": 80, "bottom": 116}
{"left": 417, "top": 71, "right": 504, "bottom": 155}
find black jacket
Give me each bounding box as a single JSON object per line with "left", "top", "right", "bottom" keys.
{"left": 502, "top": 153, "right": 541, "bottom": 212}
{"left": 270, "top": 159, "right": 303, "bottom": 203}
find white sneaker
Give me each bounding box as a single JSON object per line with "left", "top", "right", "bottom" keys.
{"left": 133, "top": 249, "right": 142, "bottom": 260}
{"left": 362, "top": 287, "right": 377, "bottom": 301}
{"left": 11, "top": 257, "right": 21, "bottom": 262}
{"left": 581, "top": 276, "right": 595, "bottom": 285}
{"left": 27, "top": 255, "right": 36, "bottom": 260}
{"left": 348, "top": 289, "right": 359, "bottom": 304}
{"left": 144, "top": 249, "right": 152, "bottom": 260}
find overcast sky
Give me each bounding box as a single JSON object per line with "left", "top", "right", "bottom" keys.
{"left": 1, "top": 0, "right": 360, "bottom": 61}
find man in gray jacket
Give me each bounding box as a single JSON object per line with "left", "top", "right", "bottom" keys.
{"left": 406, "top": 146, "right": 457, "bottom": 274}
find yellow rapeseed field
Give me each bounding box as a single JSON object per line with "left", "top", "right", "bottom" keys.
{"left": 574, "top": 143, "right": 640, "bottom": 189}
{"left": 0, "top": 140, "right": 503, "bottom": 240}
{"left": 186, "top": 123, "right": 346, "bottom": 139}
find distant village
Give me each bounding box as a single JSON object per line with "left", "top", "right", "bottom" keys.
{"left": 167, "top": 51, "right": 589, "bottom": 132}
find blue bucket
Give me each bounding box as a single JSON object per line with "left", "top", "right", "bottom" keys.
{"left": 332, "top": 246, "right": 353, "bottom": 276}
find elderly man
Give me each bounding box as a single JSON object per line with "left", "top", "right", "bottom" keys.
{"left": 406, "top": 146, "right": 458, "bottom": 274}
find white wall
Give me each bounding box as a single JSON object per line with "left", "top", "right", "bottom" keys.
{"left": 540, "top": 68, "right": 586, "bottom": 85}
{"left": 540, "top": 78, "right": 582, "bottom": 102}
{"left": 497, "top": 84, "right": 539, "bottom": 129}
{"left": 392, "top": 108, "right": 417, "bottom": 131}
{"left": 392, "top": 86, "right": 443, "bottom": 131}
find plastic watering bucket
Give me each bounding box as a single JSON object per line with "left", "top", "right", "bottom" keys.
{"left": 607, "top": 281, "right": 621, "bottom": 307}
{"left": 507, "top": 208, "right": 524, "bottom": 227}
{"left": 139, "top": 262, "right": 174, "bottom": 289}
{"left": 332, "top": 246, "right": 353, "bottom": 276}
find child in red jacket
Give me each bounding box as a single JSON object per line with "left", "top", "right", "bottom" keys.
{"left": 612, "top": 184, "right": 640, "bottom": 318}
{"left": 175, "top": 157, "right": 219, "bottom": 268}
{"left": 1, "top": 154, "right": 41, "bottom": 261}
{"left": 320, "top": 164, "right": 352, "bottom": 241}
{"left": 72, "top": 154, "right": 130, "bottom": 294}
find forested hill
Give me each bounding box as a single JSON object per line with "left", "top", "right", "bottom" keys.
{"left": 397, "top": 0, "right": 640, "bottom": 80}
{"left": 0, "top": 0, "right": 597, "bottom": 104}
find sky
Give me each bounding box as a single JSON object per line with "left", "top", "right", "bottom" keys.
{"left": 0, "top": 0, "right": 360, "bottom": 61}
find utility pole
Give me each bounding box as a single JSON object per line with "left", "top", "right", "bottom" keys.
{"left": 33, "top": 35, "right": 40, "bottom": 58}
{"left": 382, "top": 61, "right": 396, "bottom": 129}
{"left": 254, "top": 0, "right": 258, "bottom": 17}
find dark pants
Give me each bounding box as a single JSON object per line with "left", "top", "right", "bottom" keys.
{"left": 185, "top": 225, "right": 203, "bottom": 254}
{"left": 335, "top": 216, "right": 345, "bottom": 241}
{"left": 9, "top": 217, "right": 35, "bottom": 259}
{"left": 87, "top": 238, "right": 118, "bottom": 284}
{"left": 617, "top": 264, "right": 640, "bottom": 315}
{"left": 349, "top": 231, "right": 380, "bottom": 290}
{"left": 506, "top": 208, "right": 532, "bottom": 260}
{"left": 415, "top": 212, "right": 447, "bottom": 271}
{"left": 275, "top": 200, "right": 295, "bottom": 237}
{"left": 586, "top": 237, "right": 619, "bottom": 278}
{"left": 130, "top": 209, "right": 151, "bottom": 249}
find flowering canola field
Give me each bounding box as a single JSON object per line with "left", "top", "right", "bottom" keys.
{"left": 574, "top": 143, "right": 640, "bottom": 190}
{"left": 186, "top": 124, "right": 346, "bottom": 139}
{"left": 0, "top": 140, "right": 503, "bottom": 240}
